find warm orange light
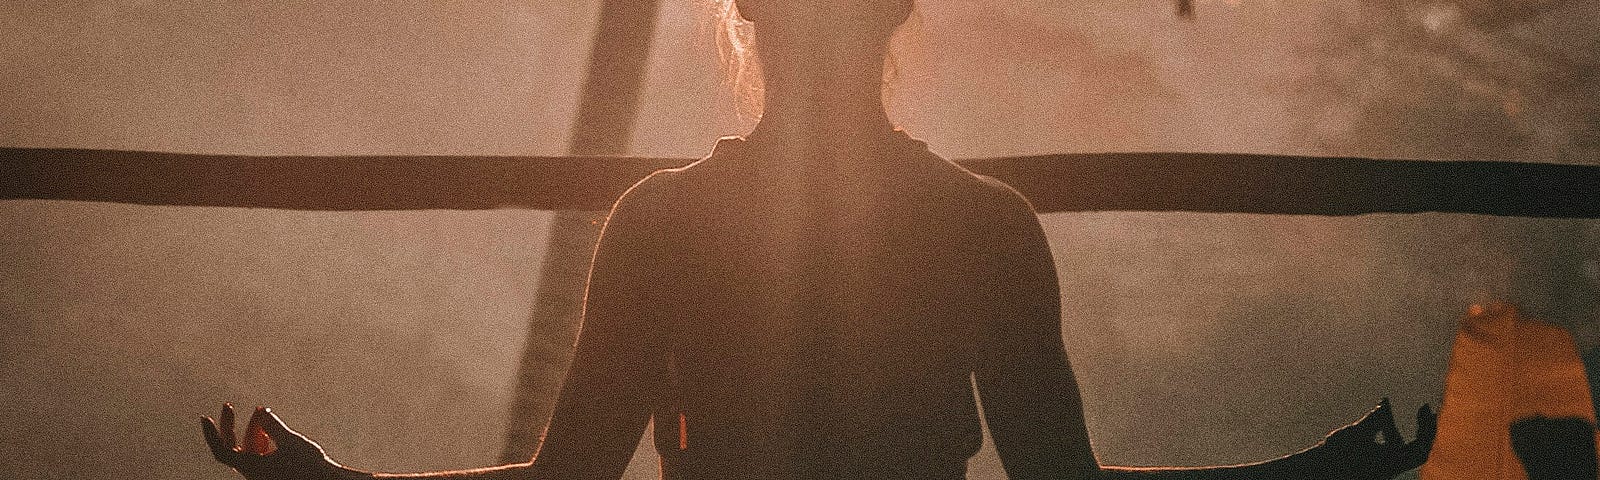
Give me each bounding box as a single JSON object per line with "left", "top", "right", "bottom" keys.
{"left": 1421, "top": 303, "right": 1599, "bottom": 479}
{"left": 243, "top": 407, "right": 278, "bottom": 456}
{"left": 678, "top": 412, "right": 689, "bottom": 450}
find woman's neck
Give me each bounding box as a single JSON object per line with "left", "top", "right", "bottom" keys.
{"left": 745, "top": 49, "right": 898, "bottom": 148}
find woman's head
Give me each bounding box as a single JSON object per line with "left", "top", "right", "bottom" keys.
{"left": 732, "top": 0, "right": 913, "bottom": 37}
{"left": 713, "top": 0, "right": 915, "bottom": 119}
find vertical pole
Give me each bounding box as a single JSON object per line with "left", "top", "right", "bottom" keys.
{"left": 501, "top": 0, "right": 663, "bottom": 464}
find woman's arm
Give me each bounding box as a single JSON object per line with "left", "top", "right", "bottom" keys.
{"left": 202, "top": 403, "right": 532, "bottom": 480}
{"left": 512, "top": 177, "right": 667, "bottom": 480}
{"left": 970, "top": 184, "right": 1434, "bottom": 480}
{"left": 970, "top": 183, "right": 1099, "bottom": 480}
{"left": 202, "top": 174, "right": 671, "bottom": 480}
{"left": 1099, "top": 398, "right": 1435, "bottom": 480}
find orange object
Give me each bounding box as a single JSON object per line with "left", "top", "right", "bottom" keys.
{"left": 243, "top": 407, "right": 278, "bottom": 455}
{"left": 678, "top": 412, "right": 688, "bottom": 451}
{"left": 1421, "top": 303, "right": 1599, "bottom": 479}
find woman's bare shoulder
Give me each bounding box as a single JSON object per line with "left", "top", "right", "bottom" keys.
{"left": 604, "top": 167, "right": 683, "bottom": 226}
{"left": 935, "top": 157, "right": 1039, "bottom": 220}
{"left": 977, "top": 175, "right": 1039, "bottom": 218}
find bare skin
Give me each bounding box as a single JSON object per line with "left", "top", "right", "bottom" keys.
{"left": 202, "top": 1, "right": 1436, "bottom": 479}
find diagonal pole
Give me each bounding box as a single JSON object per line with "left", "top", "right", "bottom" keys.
{"left": 498, "top": 0, "right": 663, "bottom": 464}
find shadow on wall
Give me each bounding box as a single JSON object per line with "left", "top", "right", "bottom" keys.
{"left": 1511, "top": 416, "right": 1598, "bottom": 480}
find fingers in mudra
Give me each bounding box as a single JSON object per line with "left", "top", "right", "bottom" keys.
{"left": 200, "top": 403, "right": 331, "bottom": 478}
{"left": 1324, "top": 398, "right": 1439, "bottom": 479}
{"left": 1335, "top": 398, "right": 1400, "bottom": 447}
{"left": 244, "top": 406, "right": 279, "bottom": 455}
{"left": 202, "top": 403, "right": 253, "bottom": 468}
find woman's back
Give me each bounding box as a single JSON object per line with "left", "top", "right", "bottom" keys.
{"left": 604, "top": 133, "right": 1046, "bottom": 479}
{"left": 197, "top": 1, "right": 1436, "bottom": 478}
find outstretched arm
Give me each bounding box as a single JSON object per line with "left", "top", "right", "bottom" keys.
{"left": 971, "top": 184, "right": 1434, "bottom": 480}
{"left": 512, "top": 179, "right": 666, "bottom": 480}
{"left": 1098, "top": 399, "right": 1436, "bottom": 480}
{"left": 201, "top": 404, "right": 531, "bottom": 480}
{"left": 201, "top": 175, "right": 670, "bottom": 480}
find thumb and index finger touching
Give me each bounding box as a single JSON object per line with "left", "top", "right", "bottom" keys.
{"left": 1356, "top": 398, "right": 1441, "bottom": 471}
{"left": 1330, "top": 398, "right": 1394, "bottom": 444}
{"left": 1340, "top": 398, "right": 1436, "bottom": 445}
{"left": 252, "top": 405, "right": 319, "bottom": 453}
{"left": 201, "top": 402, "right": 316, "bottom": 465}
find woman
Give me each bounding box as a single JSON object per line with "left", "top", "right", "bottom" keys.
{"left": 201, "top": 1, "right": 1435, "bottom": 478}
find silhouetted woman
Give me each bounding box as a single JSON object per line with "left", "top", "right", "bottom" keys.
{"left": 202, "top": 1, "right": 1435, "bottom": 478}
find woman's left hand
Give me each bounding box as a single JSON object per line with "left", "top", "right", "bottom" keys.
{"left": 200, "top": 403, "right": 352, "bottom": 480}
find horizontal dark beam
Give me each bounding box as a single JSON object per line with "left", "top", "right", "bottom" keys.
{"left": 0, "top": 148, "right": 679, "bottom": 212}
{"left": 966, "top": 152, "right": 1600, "bottom": 218}
{"left": 3, "top": 147, "right": 1597, "bottom": 217}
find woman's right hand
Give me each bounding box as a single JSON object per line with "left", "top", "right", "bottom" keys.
{"left": 1316, "top": 398, "right": 1437, "bottom": 479}
{"left": 201, "top": 403, "right": 352, "bottom": 480}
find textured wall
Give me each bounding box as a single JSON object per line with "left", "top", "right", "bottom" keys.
{"left": 2, "top": 1, "right": 1596, "bottom": 478}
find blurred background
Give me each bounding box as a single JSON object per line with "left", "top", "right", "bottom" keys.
{"left": 2, "top": 1, "right": 1597, "bottom": 479}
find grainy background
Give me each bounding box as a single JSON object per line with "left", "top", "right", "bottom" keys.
{"left": 3, "top": 1, "right": 1597, "bottom": 479}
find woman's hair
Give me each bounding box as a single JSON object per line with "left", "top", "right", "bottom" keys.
{"left": 710, "top": 0, "right": 764, "bottom": 120}
{"left": 709, "top": 0, "right": 917, "bottom": 120}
